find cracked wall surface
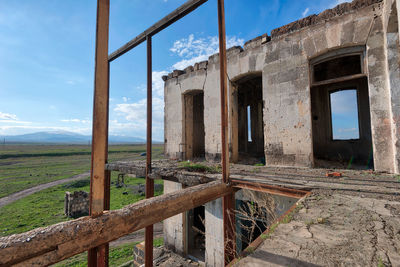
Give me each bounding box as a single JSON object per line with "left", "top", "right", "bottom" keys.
{"left": 163, "top": 0, "right": 400, "bottom": 173}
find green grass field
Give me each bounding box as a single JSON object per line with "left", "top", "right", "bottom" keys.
{"left": 0, "top": 172, "right": 163, "bottom": 236}
{"left": 53, "top": 237, "right": 164, "bottom": 267}
{"left": 0, "top": 144, "right": 163, "bottom": 198}
{"left": 0, "top": 144, "right": 165, "bottom": 266}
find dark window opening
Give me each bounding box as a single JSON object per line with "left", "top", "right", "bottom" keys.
{"left": 235, "top": 75, "right": 264, "bottom": 162}
{"left": 330, "top": 90, "right": 360, "bottom": 140}
{"left": 187, "top": 206, "right": 205, "bottom": 262}
{"left": 184, "top": 91, "right": 205, "bottom": 160}
{"left": 313, "top": 55, "right": 362, "bottom": 82}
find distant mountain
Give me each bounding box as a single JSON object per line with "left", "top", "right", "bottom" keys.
{"left": 0, "top": 131, "right": 148, "bottom": 144}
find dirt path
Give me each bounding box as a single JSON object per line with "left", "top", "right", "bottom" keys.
{"left": 0, "top": 171, "right": 90, "bottom": 208}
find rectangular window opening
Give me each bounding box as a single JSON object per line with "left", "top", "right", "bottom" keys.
{"left": 313, "top": 55, "right": 362, "bottom": 83}
{"left": 247, "top": 105, "right": 252, "bottom": 142}
{"left": 330, "top": 89, "right": 360, "bottom": 140}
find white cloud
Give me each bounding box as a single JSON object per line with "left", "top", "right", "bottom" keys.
{"left": 338, "top": 128, "right": 357, "bottom": 133}
{"left": 114, "top": 97, "right": 164, "bottom": 123}
{"left": 172, "top": 55, "right": 210, "bottom": 71}
{"left": 108, "top": 34, "right": 244, "bottom": 140}
{"left": 302, "top": 8, "right": 310, "bottom": 17}
{"left": 60, "top": 119, "right": 91, "bottom": 124}
{"left": 0, "top": 120, "right": 31, "bottom": 124}
{"left": 0, "top": 112, "right": 17, "bottom": 120}
{"left": 170, "top": 34, "right": 244, "bottom": 70}
{"left": 113, "top": 97, "right": 164, "bottom": 140}
{"left": 330, "top": 0, "right": 351, "bottom": 8}
{"left": 334, "top": 127, "right": 359, "bottom": 139}
{"left": 153, "top": 71, "right": 168, "bottom": 97}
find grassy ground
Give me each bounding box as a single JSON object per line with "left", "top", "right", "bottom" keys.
{"left": 0, "top": 171, "right": 163, "bottom": 236}
{"left": 0, "top": 144, "right": 166, "bottom": 265}
{"left": 0, "top": 144, "right": 163, "bottom": 198}
{"left": 53, "top": 238, "right": 164, "bottom": 267}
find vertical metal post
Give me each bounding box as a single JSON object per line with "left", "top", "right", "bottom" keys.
{"left": 217, "top": 0, "right": 229, "bottom": 183}
{"left": 145, "top": 34, "right": 154, "bottom": 267}
{"left": 88, "top": 0, "right": 110, "bottom": 266}
{"left": 217, "top": 0, "right": 236, "bottom": 264}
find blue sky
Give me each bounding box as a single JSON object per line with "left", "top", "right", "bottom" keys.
{"left": 330, "top": 90, "right": 360, "bottom": 140}
{"left": 0, "top": 0, "right": 350, "bottom": 141}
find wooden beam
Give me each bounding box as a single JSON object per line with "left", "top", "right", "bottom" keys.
{"left": 105, "top": 161, "right": 218, "bottom": 186}
{"left": 0, "top": 181, "right": 233, "bottom": 267}
{"left": 89, "top": 0, "right": 110, "bottom": 265}
{"left": 311, "top": 73, "right": 367, "bottom": 87}
{"left": 108, "top": 0, "right": 208, "bottom": 62}
{"left": 145, "top": 34, "right": 154, "bottom": 267}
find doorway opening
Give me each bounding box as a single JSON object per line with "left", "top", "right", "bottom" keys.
{"left": 183, "top": 91, "right": 205, "bottom": 160}
{"left": 231, "top": 74, "right": 264, "bottom": 164}
{"left": 186, "top": 205, "right": 205, "bottom": 262}
{"left": 310, "top": 48, "right": 373, "bottom": 169}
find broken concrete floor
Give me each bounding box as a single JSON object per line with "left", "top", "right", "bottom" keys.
{"left": 235, "top": 191, "right": 400, "bottom": 267}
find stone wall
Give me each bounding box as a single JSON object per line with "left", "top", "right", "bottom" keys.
{"left": 163, "top": 181, "right": 185, "bottom": 254}
{"left": 64, "top": 191, "right": 89, "bottom": 218}
{"left": 163, "top": 0, "right": 400, "bottom": 173}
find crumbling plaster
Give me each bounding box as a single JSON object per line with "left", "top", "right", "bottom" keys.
{"left": 164, "top": 0, "right": 400, "bottom": 173}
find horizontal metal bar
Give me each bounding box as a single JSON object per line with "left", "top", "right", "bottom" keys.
{"left": 231, "top": 179, "right": 309, "bottom": 199}
{"left": 108, "top": 0, "right": 207, "bottom": 62}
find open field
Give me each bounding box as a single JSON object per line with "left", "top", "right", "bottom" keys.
{"left": 0, "top": 172, "right": 163, "bottom": 236}
{"left": 0, "top": 144, "right": 165, "bottom": 266}
{"left": 0, "top": 144, "right": 164, "bottom": 236}
{"left": 53, "top": 238, "right": 164, "bottom": 267}
{"left": 0, "top": 144, "right": 163, "bottom": 198}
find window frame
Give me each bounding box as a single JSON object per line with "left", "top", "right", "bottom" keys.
{"left": 310, "top": 46, "right": 367, "bottom": 86}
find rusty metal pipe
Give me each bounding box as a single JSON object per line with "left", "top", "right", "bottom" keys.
{"left": 145, "top": 34, "right": 154, "bottom": 267}
{"left": 217, "top": 0, "right": 235, "bottom": 265}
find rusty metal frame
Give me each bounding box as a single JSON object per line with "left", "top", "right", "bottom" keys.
{"left": 145, "top": 34, "right": 154, "bottom": 267}
{"left": 231, "top": 179, "right": 310, "bottom": 199}
{"left": 89, "top": 0, "right": 110, "bottom": 265}
{"left": 89, "top": 0, "right": 234, "bottom": 266}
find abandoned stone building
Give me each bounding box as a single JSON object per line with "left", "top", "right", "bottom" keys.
{"left": 163, "top": 0, "right": 400, "bottom": 173}
{"left": 161, "top": 0, "right": 400, "bottom": 265}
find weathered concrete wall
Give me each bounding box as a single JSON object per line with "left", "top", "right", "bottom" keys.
{"left": 163, "top": 0, "right": 399, "bottom": 172}
{"left": 205, "top": 198, "right": 224, "bottom": 267}
{"left": 263, "top": 29, "right": 311, "bottom": 167}
{"left": 163, "top": 181, "right": 185, "bottom": 254}
{"left": 366, "top": 13, "right": 396, "bottom": 172}
{"left": 164, "top": 67, "right": 207, "bottom": 160}
{"left": 386, "top": 1, "right": 400, "bottom": 172}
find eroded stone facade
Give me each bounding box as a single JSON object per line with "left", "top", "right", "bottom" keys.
{"left": 164, "top": 0, "right": 400, "bottom": 173}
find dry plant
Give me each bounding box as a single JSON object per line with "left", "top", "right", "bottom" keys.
{"left": 191, "top": 214, "right": 205, "bottom": 250}
{"left": 224, "top": 188, "right": 277, "bottom": 262}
